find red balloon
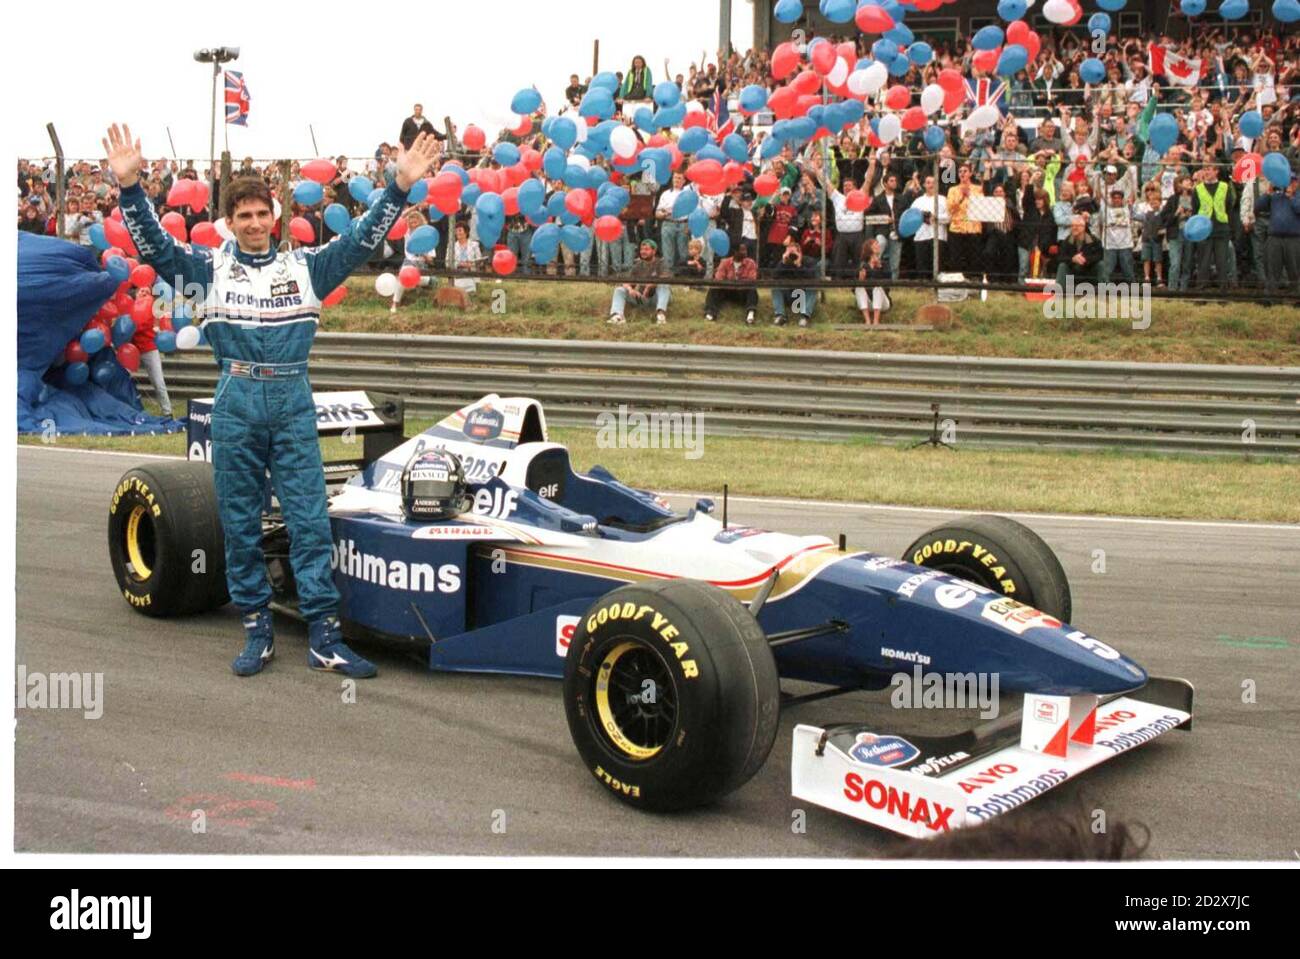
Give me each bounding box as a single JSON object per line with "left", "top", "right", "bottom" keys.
{"left": 190, "top": 221, "right": 220, "bottom": 247}
{"left": 723, "top": 161, "right": 747, "bottom": 186}
{"left": 110, "top": 207, "right": 123, "bottom": 222}
{"left": 837, "top": 41, "right": 857, "bottom": 64}
{"left": 754, "top": 173, "right": 780, "bottom": 197}
{"left": 114, "top": 291, "right": 134, "bottom": 315}
{"left": 65, "top": 340, "right": 89, "bottom": 365}
{"left": 668, "top": 143, "right": 684, "bottom": 170}
{"left": 104, "top": 218, "right": 137, "bottom": 256}
{"left": 160, "top": 211, "right": 188, "bottom": 242}
{"left": 855, "top": 3, "right": 895, "bottom": 34}
{"left": 1063, "top": 1, "right": 1083, "bottom": 26}
{"left": 116, "top": 343, "right": 141, "bottom": 373}
{"left": 594, "top": 215, "right": 624, "bottom": 242}
{"left": 131, "top": 294, "right": 155, "bottom": 326}
{"left": 1006, "top": 19, "right": 1030, "bottom": 45}
{"left": 943, "top": 86, "right": 966, "bottom": 115}
{"left": 506, "top": 163, "right": 530, "bottom": 187}
{"left": 772, "top": 41, "right": 801, "bottom": 81}
{"left": 189, "top": 181, "right": 210, "bottom": 211}
{"left": 322, "top": 286, "right": 348, "bottom": 307}
{"left": 795, "top": 94, "right": 823, "bottom": 116}
{"left": 973, "top": 48, "right": 1000, "bottom": 74}
{"left": 520, "top": 147, "right": 542, "bottom": 172}
{"left": 1234, "top": 153, "right": 1264, "bottom": 183}
{"left": 686, "top": 159, "right": 724, "bottom": 184}
{"left": 387, "top": 217, "right": 409, "bottom": 241}
{"left": 901, "top": 106, "right": 928, "bottom": 131}
{"left": 398, "top": 265, "right": 421, "bottom": 289}
{"left": 846, "top": 190, "right": 869, "bottom": 212}
{"left": 647, "top": 133, "right": 670, "bottom": 148}
{"left": 792, "top": 70, "right": 822, "bottom": 96}
{"left": 124, "top": 257, "right": 140, "bottom": 275}
{"left": 130, "top": 264, "right": 155, "bottom": 289}
{"left": 564, "top": 189, "right": 593, "bottom": 218}
{"left": 502, "top": 187, "right": 521, "bottom": 216}
{"left": 811, "top": 42, "right": 836, "bottom": 76}
{"left": 682, "top": 111, "right": 711, "bottom": 130}
{"left": 301, "top": 158, "right": 338, "bottom": 184}
{"left": 938, "top": 68, "right": 965, "bottom": 94}
{"left": 768, "top": 85, "right": 800, "bottom": 120}
{"left": 463, "top": 125, "right": 487, "bottom": 151}
{"left": 96, "top": 299, "right": 119, "bottom": 321}
{"left": 289, "top": 216, "right": 316, "bottom": 244}
{"left": 1023, "top": 31, "right": 1041, "bottom": 63}
{"left": 511, "top": 115, "right": 532, "bottom": 137}
{"left": 167, "top": 179, "right": 195, "bottom": 206}
{"left": 492, "top": 248, "right": 517, "bottom": 275}
{"left": 885, "top": 85, "right": 911, "bottom": 111}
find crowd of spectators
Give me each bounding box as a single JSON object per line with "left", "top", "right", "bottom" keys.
{"left": 20, "top": 24, "right": 1300, "bottom": 329}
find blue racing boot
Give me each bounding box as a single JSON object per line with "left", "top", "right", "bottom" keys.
{"left": 307, "top": 616, "right": 377, "bottom": 678}
{"left": 232, "top": 608, "right": 275, "bottom": 676}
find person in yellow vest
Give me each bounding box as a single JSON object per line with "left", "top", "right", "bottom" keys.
{"left": 946, "top": 162, "right": 985, "bottom": 276}
{"left": 1192, "top": 163, "right": 1236, "bottom": 293}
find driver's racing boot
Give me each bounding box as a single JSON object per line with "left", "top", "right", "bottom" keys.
{"left": 232, "top": 608, "right": 275, "bottom": 676}
{"left": 307, "top": 615, "right": 377, "bottom": 678}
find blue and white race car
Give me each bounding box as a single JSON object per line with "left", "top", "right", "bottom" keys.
{"left": 107, "top": 393, "right": 1192, "bottom": 837}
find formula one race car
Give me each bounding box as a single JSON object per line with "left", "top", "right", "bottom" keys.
{"left": 107, "top": 393, "right": 1193, "bottom": 837}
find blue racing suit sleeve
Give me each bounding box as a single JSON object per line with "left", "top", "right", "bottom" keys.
{"left": 306, "top": 181, "right": 410, "bottom": 299}
{"left": 117, "top": 182, "right": 214, "bottom": 295}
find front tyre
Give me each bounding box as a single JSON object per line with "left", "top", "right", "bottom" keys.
{"left": 108, "top": 461, "right": 229, "bottom": 617}
{"left": 563, "top": 579, "right": 780, "bottom": 811}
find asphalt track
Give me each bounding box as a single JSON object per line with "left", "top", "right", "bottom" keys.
{"left": 14, "top": 445, "right": 1300, "bottom": 859}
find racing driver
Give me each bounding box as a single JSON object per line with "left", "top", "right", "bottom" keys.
{"left": 105, "top": 122, "right": 440, "bottom": 679}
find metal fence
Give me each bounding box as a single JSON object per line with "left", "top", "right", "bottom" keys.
{"left": 152, "top": 333, "right": 1300, "bottom": 456}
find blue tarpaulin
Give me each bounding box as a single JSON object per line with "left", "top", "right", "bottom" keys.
{"left": 17, "top": 231, "right": 183, "bottom": 435}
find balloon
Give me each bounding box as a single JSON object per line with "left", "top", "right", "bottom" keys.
{"left": 754, "top": 174, "right": 780, "bottom": 197}
{"left": 65, "top": 362, "right": 89, "bottom": 386}
{"left": 493, "top": 142, "right": 521, "bottom": 167}
{"left": 855, "top": 3, "right": 895, "bottom": 33}
{"left": 775, "top": 0, "right": 803, "bottom": 22}
{"left": 189, "top": 181, "right": 210, "bottom": 211}
{"left": 823, "top": 0, "right": 855, "bottom": 22}
{"left": 884, "top": 85, "right": 911, "bottom": 110}
{"left": 511, "top": 87, "right": 542, "bottom": 115}
{"left": 190, "top": 221, "right": 220, "bottom": 247}
{"left": 116, "top": 343, "right": 140, "bottom": 373}
{"left": 550, "top": 117, "right": 578, "bottom": 150}
{"left": 129, "top": 264, "right": 156, "bottom": 289}
{"left": 811, "top": 41, "right": 837, "bottom": 76}
{"left": 65, "top": 340, "right": 89, "bottom": 365}
{"left": 1262, "top": 152, "right": 1293, "bottom": 189}
{"left": 885, "top": 23, "right": 914, "bottom": 48}
{"left": 871, "top": 38, "right": 899, "bottom": 64}
{"left": 686, "top": 208, "right": 709, "bottom": 239}
{"left": 1274, "top": 0, "right": 1300, "bottom": 23}
{"left": 87, "top": 222, "right": 108, "bottom": 250}
{"left": 997, "top": 0, "right": 1027, "bottom": 19}
{"left": 592, "top": 215, "right": 622, "bottom": 243}
{"left": 397, "top": 265, "right": 420, "bottom": 289}
{"left": 463, "top": 125, "right": 487, "bottom": 150}
{"left": 1239, "top": 110, "right": 1264, "bottom": 139}
{"left": 103, "top": 218, "right": 136, "bottom": 255}
{"left": 938, "top": 68, "right": 965, "bottom": 94}
{"left": 405, "top": 225, "right": 439, "bottom": 255}
{"left": 908, "top": 41, "right": 933, "bottom": 66}
{"left": 111, "top": 315, "right": 136, "bottom": 346}
{"left": 79, "top": 328, "right": 106, "bottom": 355}
{"left": 301, "top": 158, "right": 337, "bottom": 184}
{"left": 920, "top": 83, "right": 945, "bottom": 116}
{"left": 1098, "top": 0, "right": 1127, "bottom": 9}
{"left": 155, "top": 330, "right": 177, "bottom": 354}
{"left": 1088, "top": 13, "right": 1111, "bottom": 35}
{"left": 771, "top": 41, "right": 801, "bottom": 80}
{"left": 375, "top": 273, "right": 398, "bottom": 297}
{"left": 972, "top": 48, "right": 1000, "bottom": 73}
{"left": 492, "top": 248, "right": 518, "bottom": 275}
{"left": 899, "top": 207, "right": 924, "bottom": 239}
{"left": 1042, "top": 0, "right": 1075, "bottom": 24}
{"left": 318, "top": 203, "right": 347, "bottom": 236}
{"left": 565, "top": 189, "right": 594, "bottom": 219}
{"left": 175, "top": 325, "right": 201, "bottom": 350}
{"left": 738, "top": 84, "right": 768, "bottom": 113}
{"left": 293, "top": 181, "right": 323, "bottom": 206}
{"left": 1183, "top": 215, "right": 1212, "bottom": 243}
{"left": 131, "top": 295, "right": 154, "bottom": 326}
{"left": 672, "top": 188, "right": 699, "bottom": 219}
{"left": 652, "top": 80, "right": 682, "bottom": 109}
{"left": 348, "top": 177, "right": 374, "bottom": 203}
{"left": 1080, "top": 58, "right": 1106, "bottom": 85}
{"left": 996, "top": 44, "right": 1029, "bottom": 77}
{"left": 560, "top": 224, "right": 591, "bottom": 252}
{"left": 922, "top": 125, "right": 947, "bottom": 152}
{"left": 965, "top": 104, "right": 1001, "bottom": 131}
{"left": 845, "top": 190, "right": 869, "bottom": 212}
{"left": 706, "top": 227, "right": 730, "bottom": 256}
{"left": 609, "top": 125, "right": 639, "bottom": 160}
{"left": 1022, "top": 30, "right": 1042, "bottom": 63}
{"left": 105, "top": 256, "right": 130, "bottom": 283}
{"left": 887, "top": 54, "right": 912, "bottom": 78}
{"left": 1148, "top": 113, "right": 1178, "bottom": 155}
{"left": 1234, "top": 153, "right": 1264, "bottom": 183}
{"left": 167, "top": 179, "right": 195, "bottom": 207}
{"left": 973, "top": 25, "right": 1004, "bottom": 50}
{"left": 901, "top": 106, "right": 927, "bottom": 132}
{"left": 154, "top": 211, "right": 184, "bottom": 243}
{"left": 1219, "top": 0, "right": 1247, "bottom": 19}
{"left": 288, "top": 217, "right": 315, "bottom": 244}
{"left": 877, "top": 113, "right": 902, "bottom": 144}
{"left": 1181, "top": 0, "right": 1206, "bottom": 11}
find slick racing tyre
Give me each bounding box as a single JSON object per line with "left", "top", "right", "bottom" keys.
{"left": 903, "top": 514, "right": 1072, "bottom": 622}
{"left": 108, "top": 461, "right": 229, "bottom": 617}
{"left": 563, "top": 579, "right": 780, "bottom": 812}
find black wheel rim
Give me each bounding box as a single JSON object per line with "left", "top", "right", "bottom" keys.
{"left": 591, "top": 639, "right": 678, "bottom": 761}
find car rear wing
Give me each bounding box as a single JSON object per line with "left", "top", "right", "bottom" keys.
{"left": 790, "top": 678, "right": 1193, "bottom": 838}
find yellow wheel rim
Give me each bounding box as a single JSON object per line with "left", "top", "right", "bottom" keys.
{"left": 594, "top": 641, "right": 664, "bottom": 760}
{"left": 126, "top": 505, "right": 152, "bottom": 580}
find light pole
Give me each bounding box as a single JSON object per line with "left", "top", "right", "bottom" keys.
{"left": 193, "top": 46, "right": 240, "bottom": 219}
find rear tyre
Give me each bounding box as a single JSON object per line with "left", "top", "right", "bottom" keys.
{"left": 902, "top": 514, "right": 1071, "bottom": 622}
{"left": 563, "top": 579, "right": 780, "bottom": 811}
{"left": 108, "top": 461, "right": 229, "bottom": 617}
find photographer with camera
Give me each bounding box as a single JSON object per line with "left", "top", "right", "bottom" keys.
{"left": 770, "top": 237, "right": 816, "bottom": 327}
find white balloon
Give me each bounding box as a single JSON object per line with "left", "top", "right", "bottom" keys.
{"left": 573, "top": 118, "right": 588, "bottom": 143}
{"left": 175, "top": 325, "right": 200, "bottom": 350}
{"left": 685, "top": 100, "right": 705, "bottom": 113}
{"left": 610, "top": 125, "right": 638, "bottom": 159}
{"left": 921, "top": 83, "right": 945, "bottom": 116}
{"left": 1043, "top": 0, "right": 1074, "bottom": 24}
{"left": 375, "top": 272, "right": 398, "bottom": 297}
{"left": 214, "top": 217, "right": 236, "bottom": 242}
{"left": 877, "top": 114, "right": 902, "bottom": 144}
{"left": 847, "top": 69, "right": 871, "bottom": 97}
{"left": 569, "top": 153, "right": 591, "bottom": 170}
{"left": 827, "top": 56, "right": 850, "bottom": 88}
{"left": 965, "top": 104, "right": 1001, "bottom": 131}
{"left": 863, "top": 61, "right": 889, "bottom": 95}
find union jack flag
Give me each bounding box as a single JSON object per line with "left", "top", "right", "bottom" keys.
{"left": 963, "top": 76, "right": 1006, "bottom": 112}
{"left": 224, "top": 70, "right": 251, "bottom": 126}
{"left": 709, "top": 86, "right": 735, "bottom": 140}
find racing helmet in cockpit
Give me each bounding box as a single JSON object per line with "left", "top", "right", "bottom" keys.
{"left": 400, "top": 448, "right": 472, "bottom": 521}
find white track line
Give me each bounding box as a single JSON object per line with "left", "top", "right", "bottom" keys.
{"left": 19, "top": 444, "right": 1299, "bottom": 531}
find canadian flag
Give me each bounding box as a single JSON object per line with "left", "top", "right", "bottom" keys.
{"left": 1149, "top": 43, "right": 1203, "bottom": 86}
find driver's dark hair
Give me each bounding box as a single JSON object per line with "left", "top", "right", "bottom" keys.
{"left": 223, "top": 176, "right": 274, "bottom": 219}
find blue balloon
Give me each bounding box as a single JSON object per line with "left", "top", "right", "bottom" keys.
{"left": 823, "top": 0, "right": 855, "bottom": 22}
{"left": 639, "top": 147, "right": 671, "bottom": 185}
{"left": 427, "top": 205, "right": 445, "bottom": 223}
{"left": 653, "top": 81, "right": 681, "bottom": 108}
{"left": 105, "top": 256, "right": 130, "bottom": 283}
{"left": 786, "top": 117, "right": 817, "bottom": 143}
{"left": 406, "top": 178, "right": 429, "bottom": 205}
{"left": 837, "top": 99, "right": 866, "bottom": 126}
{"left": 65, "top": 361, "right": 89, "bottom": 386}
{"left": 1148, "top": 113, "right": 1178, "bottom": 155}
{"left": 559, "top": 163, "right": 586, "bottom": 188}
{"left": 908, "top": 41, "right": 933, "bottom": 66}
{"left": 590, "top": 71, "right": 619, "bottom": 93}
{"left": 173, "top": 303, "right": 192, "bottom": 327}
{"left": 634, "top": 107, "right": 657, "bottom": 133}
{"left": 653, "top": 103, "right": 687, "bottom": 129}
{"left": 996, "top": 0, "right": 1027, "bottom": 19}
{"left": 367, "top": 188, "right": 386, "bottom": 210}
{"left": 543, "top": 147, "right": 568, "bottom": 180}
{"left": 973, "top": 25, "right": 1004, "bottom": 51}
{"left": 531, "top": 224, "right": 561, "bottom": 263}
{"left": 738, "top": 84, "right": 768, "bottom": 113}
{"left": 476, "top": 193, "right": 504, "bottom": 219}
{"left": 1080, "top": 58, "right": 1107, "bottom": 86}
{"left": 546, "top": 192, "right": 568, "bottom": 219}
{"left": 587, "top": 166, "right": 609, "bottom": 190}
{"left": 1240, "top": 110, "right": 1264, "bottom": 139}
{"left": 442, "top": 162, "right": 470, "bottom": 185}
{"left": 493, "top": 143, "right": 521, "bottom": 167}
{"left": 871, "top": 38, "right": 899, "bottom": 63}
{"left": 885, "top": 24, "right": 914, "bottom": 47}
{"left": 706, "top": 228, "right": 730, "bottom": 257}
{"left": 293, "top": 180, "right": 323, "bottom": 206}
{"left": 923, "top": 125, "right": 947, "bottom": 152}
{"left": 348, "top": 176, "right": 374, "bottom": 204}
{"left": 722, "top": 133, "right": 750, "bottom": 163}
{"left": 551, "top": 117, "right": 578, "bottom": 150}
{"left": 996, "top": 44, "right": 1029, "bottom": 78}
{"left": 899, "top": 207, "right": 924, "bottom": 239}
{"left": 511, "top": 87, "right": 542, "bottom": 115}
{"left": 679, "top": 127, "right": 712, "bottom": 154}
{"left": 155, "top": 330, "right": 177, "bottom": 354}
{"left": 759, "top": 136, "right": 782, "bottom": 160}
{"left": 517, "top": 179, "right": 546, "bottom": 215}
{"left": 560, "top": 224, "right": 591, "bottom": 252}
{"left": 579, "top": 89, "right": 615, "bottom": 120}
{"left": 462, "top": 183, "right": 482, "bottom": 207}
{"left": 1180, "top": 0, "right": 1205, "bottom": 12}
{"left": 477, "top": 216, "right": 503, "bottom": 248}
{"left": 881, "top": 0, "right": 906, "bottom": 21}
{"left": 324, "top": 203, "right": 350, "bottom": 234}
{"left": 1275, "top": 0, "right": 1300, "bottom": 24}
{"left": 1088, "top": 13, "right": 1111, "bottom": 34}
{"left": 1219, "top": 0, "right": 1247, "bottom": 18}
{"left": 88, "top": 222, "right": 108, "bottom": 250}
{"left": 1183, "top": 215, "right": 1212, "bottom": 242}
{"left": 673, "top": 188, "right": 698, "bottom": 219}
{"left": 774, "top": 0, "right": 803, "bottom": 23}
{"left": 79, "top": 328, "right": 106, "bottom": 355}
{"left": 1262, "top": 152, "right": 1293, "bottom": 189}
{"left": 406, "top": 225, "right": 440, "bottom": 255}
{"left": 888, "top": 54, "right": 912, "bottom": 78}
{"left": 688, "top": 208, "right": 710, "bottom": 238}
{"left": 112, "top": 315, "right": 136, "bottom": 347}
{"left": 695, "top": 144, "right": 727, "bottom": 165}
{"left": 1097, "top": 0, "right": 1127, "bottom": 9}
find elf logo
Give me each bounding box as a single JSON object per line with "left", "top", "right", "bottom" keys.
{"left": 556, "top": 615, "right": 579, "bottom": 657}
{"left": 538, "top": 483, "right": 560, "bottom": 499}
{"left": 50, "top": 889, "right": 151, "bottom": 939}
{"left": 472, "top": 487, "right": 518, "bottom": 518}
{"left": 842, "top": 774, "right": 954, "bottom": 832}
